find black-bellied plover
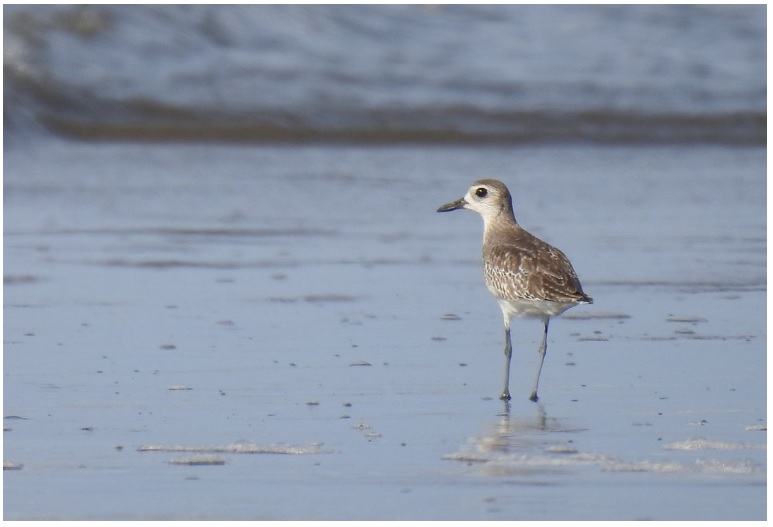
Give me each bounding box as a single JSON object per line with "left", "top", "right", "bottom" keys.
{"left": 437, "top": 179, "right": 592, "bottom": 402}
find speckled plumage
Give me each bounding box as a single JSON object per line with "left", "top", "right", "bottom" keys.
{"left": 437, "top": 178, "right": 592, "bottom": 401}
{"left": 482, "top": 216, "right": 591, "bottom": 307}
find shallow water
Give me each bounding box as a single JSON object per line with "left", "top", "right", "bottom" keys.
{"left": 3, "top": 141, "right": 766, "bottom": 519}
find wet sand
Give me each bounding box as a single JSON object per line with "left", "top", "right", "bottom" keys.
{"left": 3, "top": 141, "right": 766, "bottom": 519}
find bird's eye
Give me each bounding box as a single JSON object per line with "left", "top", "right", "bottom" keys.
{"left": 475, "top": 187, "right": 488, "bottom": 198}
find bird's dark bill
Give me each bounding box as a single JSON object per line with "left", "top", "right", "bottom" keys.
{"left": 437, "top": 197, "right": 466, "bottom": 212}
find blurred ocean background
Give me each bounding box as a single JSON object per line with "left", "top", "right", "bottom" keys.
{"left": 3, "top": 4, "right": 766, "bottom": 145}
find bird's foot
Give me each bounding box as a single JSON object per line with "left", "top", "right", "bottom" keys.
{"left": 528, "top": 391, "right": 539, "bottom": 402}
{"left": 499, "top": 391, "right": 511, "bottom": 401}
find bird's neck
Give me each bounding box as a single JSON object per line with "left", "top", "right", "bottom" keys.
{"left": 482, "top": 213, "right": 520, "bottom": 250}
{"left": 482, "top": 207, "right": 518, "bottom": 236}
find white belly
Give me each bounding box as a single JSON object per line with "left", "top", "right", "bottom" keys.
{"left": 496, "top": 297, "right": 578, "bottom": 320}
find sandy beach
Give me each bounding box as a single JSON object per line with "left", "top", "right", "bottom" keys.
{"left": 4, "top": 141, "right": 765, "bottom": 519}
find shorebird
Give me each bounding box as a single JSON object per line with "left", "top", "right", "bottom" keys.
{"left": 437, "top": 179, "right": 592, "bottom": 402}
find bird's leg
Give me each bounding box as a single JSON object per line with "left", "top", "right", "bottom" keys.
{"left": 528, "top": 317, "right": 550, "bottom": 402}
{"left": 500, "top": 318, "right": 512, "bottom": 401}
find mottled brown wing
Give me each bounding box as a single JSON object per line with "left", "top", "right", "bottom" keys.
{"left": 483, "top": 236, "right": 590, "bottom": 303}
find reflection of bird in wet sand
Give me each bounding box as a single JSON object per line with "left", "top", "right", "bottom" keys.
{"left": 437, "top": 179, "right": 592, "bottom": 402}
